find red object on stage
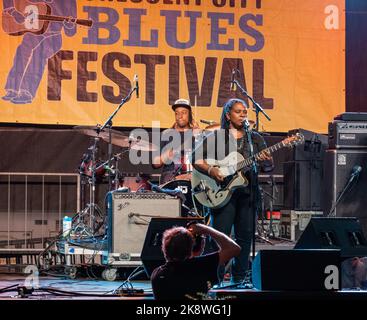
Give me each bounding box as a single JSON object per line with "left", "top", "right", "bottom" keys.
{"left": 266, "top": 211, "right": 281, "bottom": 220}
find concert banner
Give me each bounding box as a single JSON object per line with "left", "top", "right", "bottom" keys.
{"left": 0, "top": 0, "right": 345, "bottom": 133}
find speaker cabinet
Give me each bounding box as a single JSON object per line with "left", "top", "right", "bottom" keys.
{"left": 322, "top": 149, "right": 367, "bottom": 234}
{"left": 284, "top": 160, "right": 323, "bottom": 211}
{"left": 106, "top": 192, "right": 181, "bottom": 262}
{"left": 141, "top": 217, "right": 203, "bottom": 277}
{"left": 295, "top": 217, "right": 367, "bottom": 257}
{"left": 285, "top": 128, "right": 328, "bottom": 161}
{"left": 252, "top": 249, "right": 340, "bottom": 291}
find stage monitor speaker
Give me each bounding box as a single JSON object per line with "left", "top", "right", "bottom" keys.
{"left": 106, "top": 192, "right": 181, "bottom": 261}
{"left": 322, "top": 149, "right": 367, "bottom": 234}
{"left": 252, "top": 249, "right": 341, "bottom": 291}
{"left": 294, "top": 217, "right": 367, "bottom": 257}
{"left": 141, "top": 217, "right": 203, "bottom": 277}
{"left": 284, "top": 160, "right": 323, "bottom": 211}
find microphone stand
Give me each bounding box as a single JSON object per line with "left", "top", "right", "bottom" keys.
{"left": 74, "top": 81, "right": 137, "bottom": 236}
{"left": 232, "top": 76, "right": 271, "bottom": 267}
{"left": 232, "top": 78, "right": 271, "bottom": 131}
{"left": 328, "top": 172, "right": 360, "bottom": 217}
{"left": 242, "top": 120, "right": 260, "bottom": 267}
{"left": 98, "top": 83, "right": 138, "bottom": 191}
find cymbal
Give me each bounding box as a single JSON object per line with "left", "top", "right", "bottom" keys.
{"left": 75, "top": 126, "right": 157, "bottom": 151}
{"left": 129, "top": 138, "right": 158, "bottom": 152}
{"left": 74, "top": 126, "right": 131, "bottom": 148}
{"left": 73, "top": 125, "right": 107, "bottom": 137}
{"left": 204, "top": 120, "right": 255, "bottom": 131}
{"left": 100, "top": 132, "right": 157, "bottom": 151}
{"left": 204, "top": 123, "right": 220, "bottom": 131}
{"left": 100, "top": 131, "right": 131, "bottom": 148}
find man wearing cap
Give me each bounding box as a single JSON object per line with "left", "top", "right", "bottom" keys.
{"left": 152, "top": 98, "right": 199, "bottom": 184}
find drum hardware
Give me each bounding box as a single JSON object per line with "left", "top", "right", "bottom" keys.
{"left": 72, "top": 75, "right": 139, "bottom": 238}
{"left": 75, "top": 136, "right": 106, "bottom": 237}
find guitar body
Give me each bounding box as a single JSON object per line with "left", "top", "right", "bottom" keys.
{"left": 191, "top": 133, "right": 305, "bottom": 209}
{"left": 2, "top": 0, "right": 51, "bottom": 36}
{"left": 191, "top": 152, "right": 249, "bottom": 209}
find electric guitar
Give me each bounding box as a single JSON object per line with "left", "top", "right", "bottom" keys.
{"left": 191, "top": 133, "right": 304, "bottom": 209}
{"left": 2, "top": 0, "right": 93, "bottom": 36}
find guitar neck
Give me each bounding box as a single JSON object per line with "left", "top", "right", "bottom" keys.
{"left": 237, "top": 140, "right": 288, "bottom": 171}
{"left": 37, "top": 14, "right": 93, "bottom": 27}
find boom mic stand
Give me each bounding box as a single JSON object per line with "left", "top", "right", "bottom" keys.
{"left": 98, "top": 78, "right": 139, "bottom": 191}
{"left": 232, "top": 71, "right": 271, "bottom": 131}
{"left": 231, "top": 74, "right": 272, "bottom": 263}
{"left": 243, "top": 120, "right": 263, "bottom": 261}
{"left": 328, "top": 166, "right": 362, "bottom": 217}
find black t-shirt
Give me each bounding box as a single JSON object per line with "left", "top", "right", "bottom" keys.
{"left": 151, "top": 252, "right": 219, "bottom": 300}
{"left": 159, "top": 129, "right": 197, "bottom": 184}
{"left": 192, "top": 129, "right": 274, "bottom": 173}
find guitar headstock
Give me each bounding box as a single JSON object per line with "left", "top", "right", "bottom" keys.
{"left": 284, "top": 133, "right": 305, "bottom": 147}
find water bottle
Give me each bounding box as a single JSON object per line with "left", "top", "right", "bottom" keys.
{"left": 62, "top": 216, "right": 72, "bottom": 237}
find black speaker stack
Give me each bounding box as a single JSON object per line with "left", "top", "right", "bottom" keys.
{"left": 283, "top": 128, "right": 328, "bottom": 211}
{"left": 256, "top": 115, "right": 367, "bottom": 292}
{"left": 323, "top": 112, "right": 367, "bottom": 235}
{"left": 253, "top": 217, "right": 367, "bottom": 291}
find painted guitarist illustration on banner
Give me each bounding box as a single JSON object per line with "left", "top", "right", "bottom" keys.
{"left": 2, "top": 0, "right": 92, "bottom": 104}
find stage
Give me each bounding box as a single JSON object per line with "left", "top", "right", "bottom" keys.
{"left": 1, "top": 274, "right": 367, "bottom": 301}
{"left": 1, "top": 1, "right": 367, "bottom": 311}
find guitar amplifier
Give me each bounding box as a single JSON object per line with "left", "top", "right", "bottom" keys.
{"left": 104, "top": 191, "right": 181, "bottom": 265}
{"left": 328, "top": 121, "right": 367, "bottom": 149}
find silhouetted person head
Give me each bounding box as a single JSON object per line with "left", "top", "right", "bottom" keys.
{"left": 162, "top": 227, "right": 194, "bottom": 262}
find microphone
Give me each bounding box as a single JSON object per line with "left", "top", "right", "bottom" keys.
{"left": 351, "top": 165, "right": 362, "bottom": 176}
{"left": 230, "top": 69, "right": 236, "bottom": 91}
{"left": 242, "top": 118, "right": 251, "bottom": 129}
{"left": 200, "top": 119, "right": 216, "bottom": 125}
{"left": 134, "top": 74, "right": 139, "bottom": 98}
{"left": 348, "top": 165, "right": 362, "bottom": 183}
{"left": 328, "top": 165, "right": 362, "bottom": 217}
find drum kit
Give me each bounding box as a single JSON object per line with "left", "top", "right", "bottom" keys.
{"left": 72, "top": 126, "right": 157, "bottom": 237}
{"left": 72, "top": 119, "right": 256, "bottom": 236}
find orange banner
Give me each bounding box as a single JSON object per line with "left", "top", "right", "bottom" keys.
{"left": 0, "top": 0, "right": 345, "bottom": 133}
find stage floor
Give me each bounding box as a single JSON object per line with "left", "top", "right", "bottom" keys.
{"left": 1, "top": 274, "right": 367, "bottom": 301}
{"left": 0, "top": 274, "right": 154, "bottom": 300}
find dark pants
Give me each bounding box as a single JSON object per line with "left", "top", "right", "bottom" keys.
{"left": 211, "top": 188, "right": 254, "bottom": 282}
